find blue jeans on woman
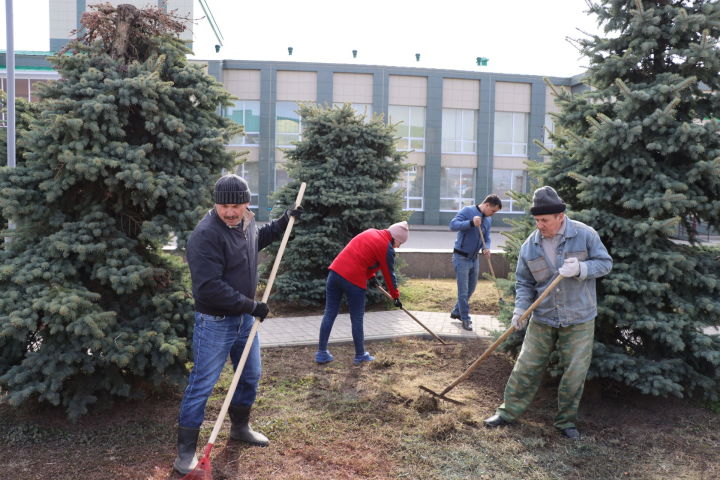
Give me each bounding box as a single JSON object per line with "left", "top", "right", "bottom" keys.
{"left": 177, "top": 312, "right": 261, "bottom": 429}
{"left": 318, "top": 270, "right": 367, "bottom": 356}
{"left": 451, "top": 253, "right": 480, "bottom": 323}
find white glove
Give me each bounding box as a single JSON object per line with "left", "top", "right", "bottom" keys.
{"left": 559, "top": 257, "right": 581, "bottom": 277}
{"left": 511, "top": 311, "right": 527, "bottom": 330}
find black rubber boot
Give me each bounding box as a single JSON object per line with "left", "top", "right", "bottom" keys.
{"left": 229, "top": 404, "right": 269, "bottom": 446}
{"left": 173, "top": 426, "right": 200, "bottom": 474}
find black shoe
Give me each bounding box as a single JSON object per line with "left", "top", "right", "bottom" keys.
{"left": 483, "top": 414, "right": 511, "bottom": 428}
{"left": 450, "top": 312, "right": 461, "bottom": 319}
{"left": 560, "top": 427, "right": 580, "bottom": 439}
{"left": 462, "top": 320, "right": 473, "bottom": 331}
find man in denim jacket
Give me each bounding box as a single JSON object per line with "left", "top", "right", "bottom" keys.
{"left": 449, "top": 194, "right": 502, "bottom": 330}
{"left": 484, "top": 186, "right": 612, "bottom": 440}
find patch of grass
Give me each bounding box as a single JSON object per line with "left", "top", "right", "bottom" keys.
{"left": 2, "top": 339, "right": 719, "bottom": 480}
{"left": 270, "top": 278, "right": 504, "bottom": 316}
{"left": 400, "top": 278, "right": 502, "bottom": 315}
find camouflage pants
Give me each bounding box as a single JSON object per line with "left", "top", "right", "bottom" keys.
{"left": 496, "top": 318, "right": 594, "bottom": 429}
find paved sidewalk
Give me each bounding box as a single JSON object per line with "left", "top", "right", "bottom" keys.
{"left": 259, "top": 310, "right": 504, "bottom": 348}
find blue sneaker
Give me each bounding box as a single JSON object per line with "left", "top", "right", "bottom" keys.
{"left": 353, "top": 352, "right": 375, "bottom": 365}
{"left": 315, "top": 350, "right": 334, "bottom": 364}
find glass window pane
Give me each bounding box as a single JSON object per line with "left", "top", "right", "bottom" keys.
{"left": 495, "top": 143, "right": 512, "bottom": 155}
{"left": 463, "top": 111, "right": 477, "bottom": 141}
{"left": 274, "top": 163, "right": 290, "bottom": 190}
{"left": 408, "top": 167, "right": 423, "bottom": 197}
{"left": 514, "top": 113, "right": 528, "bottom": 142}
{"left": 244, "top": 103, "right": 260, "bottom": 132}
{"left": 440, "top": 198, "right": 458, "bottom": 210}
{"left": 493, "top": 169, "right": 512, "bottom": 199}
{"left": 494, "top": 112, "right": 512, "bottom": 142}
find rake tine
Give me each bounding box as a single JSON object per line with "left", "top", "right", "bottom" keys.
{"left": 418, "top": 385, "right": 465, "bottom": 405}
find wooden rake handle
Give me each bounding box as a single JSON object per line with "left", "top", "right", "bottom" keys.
{"left": 477, "top": 224, "right": 496, "bottom": 279}
{"left": 375, "top": 284, "right": 449, "bottom": 345}
{"left": 206, "top": 182, "right": 306, "bottom": 446}
{"left": 437, "top": 273, "right": 565, "bottom": 397}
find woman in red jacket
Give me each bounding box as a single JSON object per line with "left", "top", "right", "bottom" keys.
{"left": 315, "top": 221, "right": 409, "bottom": 365}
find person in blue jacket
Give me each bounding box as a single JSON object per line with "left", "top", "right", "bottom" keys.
{"left": 483, "top": 186, "right": 612, "bottom": 440}
{"left": 449, "top": 194, "right": 502, "bottom": 330}
{"left": 173, "top": 174, "right": 302, "bottom": 475}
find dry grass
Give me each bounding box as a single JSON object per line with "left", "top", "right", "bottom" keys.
{"left": 2, "top": 337, "right": 719, "bottom": 480}
{"left": 271, "top": 278, "right": 503, "bottom": 317}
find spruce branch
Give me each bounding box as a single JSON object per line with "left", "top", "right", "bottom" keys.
{"left": 533, "top": 138, "right": 553, "bottom": 156}
{"left": 615, "top": 78, "right": 632, "bottom": 96}
{"left": 597, "top": 113, "right": 613, "bottom": 124}
{"left": 543, "top": 77, "right": 564, "bottom": 98}
{"left": 663, "top": 97, "right": 681, "bottom": 114}
{"left": 567, "top": 172, "right": 591, "bottom": 184}
{"left": 586, "top": 115, "right": 601, "bottom": 128}
{"left": 673, "top": 76, "right": 697, "bottom": 92}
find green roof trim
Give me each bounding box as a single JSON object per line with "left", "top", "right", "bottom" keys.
{"left": 0, "top": 50, "right": 55, "bottom": 56}
{"left": 0, "top": 65, "right": 55, "bottom": 71}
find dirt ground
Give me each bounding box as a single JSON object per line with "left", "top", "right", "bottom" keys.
{"left": 3, "top": 336, "right": 718, "bottom": 480}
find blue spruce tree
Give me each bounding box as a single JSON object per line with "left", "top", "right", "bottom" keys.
{"left": 0, "top": 4, "right": 237, "bottom": 417}
{"left": 537, "top": 0, "right": 720, "bottom": 398}
{"left": 265, "top": 104, "right": 407, "bottom": 305}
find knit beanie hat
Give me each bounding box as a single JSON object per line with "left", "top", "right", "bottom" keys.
{"left": 529, "top": 186, "right": 566, "bottom": 215}
{"left": 213, "top": 174, "right": 250, "bottom": 204}
{"left": 388, "top": 221, "right": 409, "bottom": 245}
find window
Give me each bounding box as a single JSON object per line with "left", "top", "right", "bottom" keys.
{"left": 544, "top": 113, "right": 555, "bottom": 150}
{"left": 274, "top": 163, "right": 291, "bottom": 190}
{"left": 276, "top": 101, "right": 302, "bottom": 147}
{"left": 388, "top": 105, "right": 425, "bottom": 151}
{"left": 334, "top": 102, "right": 373, "bottom": 120}
{"left": 224, "top": 100, "right": 260, "bottom": 146}
{"left": 440, "top": 167, "right": 475, "bottom": 212}
{"left": 492, "top": 169, "right": 526, "bottom": 213}
{"left": 442, "top": 109, "right": 477, "bottom": 154}
{"left": 494, "top": 112, "right": 528, "bottom": 156}
{"left": 391, "top": 166, "right": 424, "bottom": 211}
{"left": 234, "top": 162, "right": 259, "bottom": 208}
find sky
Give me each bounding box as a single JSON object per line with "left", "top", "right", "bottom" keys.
{"left": 1, "top": 0, "right": 603, "bottom": 77}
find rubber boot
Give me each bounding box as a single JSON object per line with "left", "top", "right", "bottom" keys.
{"left": 229, "top": 404, "right": 269, "bottom": 446}
{"left": 173, "top": 426, "right": 199, "bottom": 475}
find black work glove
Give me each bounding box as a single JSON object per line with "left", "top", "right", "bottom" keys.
{"left": 393, "top": 298, "right": 403, "bottom": 309}
{"left": 252, "top": 302, "right": 270, "bottom": 321}
{"left": 368, "top": 276, "right": 379, "bottom": 288}
{"left": 287, "top": 205, "right": 304, "bottom": 220}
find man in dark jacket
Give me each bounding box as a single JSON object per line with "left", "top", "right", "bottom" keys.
{"left": 173, "top": 174, "right": 302, "bottom": 475}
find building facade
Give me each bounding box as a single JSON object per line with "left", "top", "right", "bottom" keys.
{"left": 206, "top": 59, "right": 583, "bottom": 224}
{"left": 1, "top": 53, "right": 585, "bottom": 225}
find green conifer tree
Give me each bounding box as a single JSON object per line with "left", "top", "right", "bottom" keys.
{"left": 0, "top": 4, "right": 237, "bottom": 417}
{"left": 264, "top": 104, "right": 407, "bottom": 305}
{"left": 532, "top": 0, "right": 720, "bottom": 398}
{"left": 1, "top": 93, "right": 39, "bottom": 241}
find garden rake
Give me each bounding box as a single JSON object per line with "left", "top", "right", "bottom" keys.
{"left": 419, "top": 273, "right": 564, "bottom": 405}
{"left": 375, "top": 284, "right": 456, "bottom": 349}
{"left": 181, "top": 182, "right": 306, "bottom": 480}
{"left": 477, "top": 224, "right": 505, "bottom": 305}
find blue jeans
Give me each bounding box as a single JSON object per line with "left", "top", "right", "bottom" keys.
{"left": 451, "top": 253, "right": 480, "bottom": 322}
{"left": 318, "top": 270, "right": 367, "bottom": 356}
{"left": 178, "top": 312, "right": 261, "bottom": 429}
